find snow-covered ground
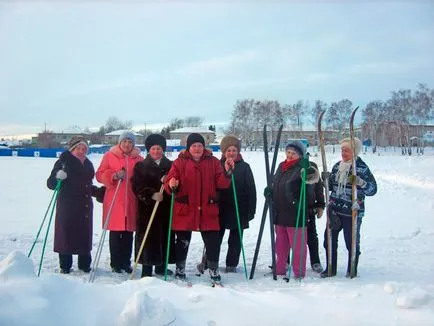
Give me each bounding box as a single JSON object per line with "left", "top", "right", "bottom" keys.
{"left": 1, "top": 147, "right": 434, "bottom": 326}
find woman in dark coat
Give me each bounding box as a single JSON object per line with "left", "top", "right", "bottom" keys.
{"left": 198, "top": 135, "right": 256, "bottom": 274}
{"left": 131, "top": 134, "right": 175, "bottom": 277}
{"left": 47, "top": 136, "right": 101, "bottom": 274}
{"left": 271, "top": 140, "right": 319, "bottom": 279}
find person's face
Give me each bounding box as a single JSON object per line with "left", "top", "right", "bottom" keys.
{"left": 189, "top": 143, "right": 204, "bottom": 160}
{"left": 120, "top": 139, "right": 134, "bottom": 154}
{"left": 224, "top": 146, "right": 239, "bottom": 160}
{"left": 285, "top": 148, "right": 300, "bottom": 161}
{"left": 149, "top": 145, "right": 163, "bottom": 161}
{"left": 341, "top": 146, "right": 353, "bottom": 161}
{"left": 72, "top": 143, "right": 88, "bottom": 158}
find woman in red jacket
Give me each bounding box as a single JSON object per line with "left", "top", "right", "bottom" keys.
{"left": 96, "top": 131, "right": 144, "bottom": 273}
{"left": 165, "top": 133, "right": 234, "bottom": 282}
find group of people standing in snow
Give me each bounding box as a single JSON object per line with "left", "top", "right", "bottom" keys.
{"left": 47, "top": 130, "right": 376, "bottom": 282}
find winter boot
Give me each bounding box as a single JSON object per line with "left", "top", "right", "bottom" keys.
{"left": 208, "top": 261, "right": 221, "bottom": 282}
{"left": 175, "top": 262, "right": 186, "bottom": 280}
{"left": 155, "top": 265, "right": 173, "bottom": 276}
{"left": 225, "top": 266, "right": 237, "bottom": 273}
{"left": 311, "top": 263, "right": 324, "bottom": 273}
{"left": 196, "top": 252, "right": 208, "bottom": 274}
{"left": 320, "top": 250, "right": 337, "bottom": 278}
{"left": 346, "top": 254, "right": 359, "bottom": 278}
{"left": 141, "top": 265, "right": 153, "bottom": 277}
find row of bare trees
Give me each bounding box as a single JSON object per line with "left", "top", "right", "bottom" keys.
{"left": 226, "top": 83, "right": 433, "bottom": 149}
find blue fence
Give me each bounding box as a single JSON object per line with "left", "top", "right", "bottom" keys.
{"left": 0, "top": 144, "right": 222, "bottom": 158}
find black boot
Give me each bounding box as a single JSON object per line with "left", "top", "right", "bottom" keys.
{"left": 346, "top": 254, "right": 359, "bottom": 278}
{"left": 321, "top": 250, "right": 337, "bottom": 278}
{"left": 141, "top": 265, "right": 153, "bottom": 277}
{"left": 155, "top": 265, "right": 173, "bottom": 276}
{"left": 175, "top": 261, "right": 186, "bottom": 280}
{"left": 208, "top": 261, "right": 221, "bottom": 282}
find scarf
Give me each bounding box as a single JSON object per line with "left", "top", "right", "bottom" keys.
{"left": 281, "top": 158, "right": 298, "bottom": 173}
{"left": 336, "top": 160, "right": 352, "bottom": 196}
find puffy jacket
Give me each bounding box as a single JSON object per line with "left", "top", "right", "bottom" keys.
{"left": 164, "top": 149, "right": 231, "bottom": 231}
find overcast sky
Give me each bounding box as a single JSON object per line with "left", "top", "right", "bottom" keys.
{"left": 1, "top": 1, "right": 433, "bottom": 137}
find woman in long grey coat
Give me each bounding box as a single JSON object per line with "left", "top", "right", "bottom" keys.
{"left": 47, "top": 136, "right": 102, "bottom": 274}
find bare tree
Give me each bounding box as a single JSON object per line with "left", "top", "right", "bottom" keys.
{"left": 105, "top": 117, "right": 133, "bottom": 133}
{"left": 184, "top": 116, "right": 204, "bottom": 127}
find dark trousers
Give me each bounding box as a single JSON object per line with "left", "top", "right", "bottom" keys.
{"left": 109, "top": 231, "right": 133, "bottom": 269}
{"left": 219, "top": 228, "right": 243, "bottom": 268}
{"left": 323, "top": 215, "right": 362, "bottom": 273}
{"left": 59, "top": 253, "right": 91, "bottom": 270}
{"left": 307, "top": 215, "right": 321, "bottom": 266}
{"left": 175, "top": 230, "right": 221, "bottom": 270}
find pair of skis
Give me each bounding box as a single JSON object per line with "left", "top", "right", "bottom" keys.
{"left": 249, "top": 124, "right": 283, "bottom": 280}
{"left": 317, "top": 107, "right": 359, "bottom": 279}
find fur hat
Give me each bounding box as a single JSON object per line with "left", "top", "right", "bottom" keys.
{"left": 118, "top": 131, "right": 136, "bottom": 146}
{"left": 220, "top": 135, "right": 241, "bottom": 153}
{"left": 341, "top": 137, "right": 362, "bottom": 156}
{"left": 145, "top": 134, "right": 166, "bottom": 152}
{"left": 68, "top": 135, "right": 88, "bottom": 151}
{"left": 285, "top": 140, "right": 306, "bottom": 157}
{"left": 186, "top": 133, "right": 205, "bottom": 150}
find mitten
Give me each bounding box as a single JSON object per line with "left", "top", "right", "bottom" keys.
{"left": 348, "top": 175, "right": 366, "bottom": 188}
{"left": 263, "top": 186, "right": 273, "bottom": 198}
{"left": 321, "top": 171, "right": 330, "bottom": 181}
{"left": 151, "top": 192, "right": 163, "bottom": 202}
{"left": 316, "top": 207, "right": 324, "bottom": 218}
{"left": 114, "top": 169, "right": 126, "bottom": 181}
{"left": 56, "top": 170, "right": 67, "bottom": 180}
{"left": 299, "top": 157, "right": 310, "bottom": 169}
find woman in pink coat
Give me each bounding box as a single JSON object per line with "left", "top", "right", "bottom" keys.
{"left": 96, "top": 131, "right": 144, "bottom": 273}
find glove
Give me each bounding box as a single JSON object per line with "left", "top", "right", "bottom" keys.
{"left": 56, "top": 170, "right": 67, "bottom": 180}
{"left": 114, "top": 169, "right": 126, "bottom": 181}
{"left": 321, "top": 171, "right": 330, "bottom": 181}
{"left": 299, "top": 157, "right": 310, "bottom": 169}
{"left": 348, "top": 175, "right": 366, "bottom": 188}
{"left": 160, "top": 175, "right": 166, "bottom": 183}
{"left": 263, "top": 186, "right": 272, "bottom": 198}
{"left": 316, "top": 208, "right": 324, "bottom": 218}
{"left": 151, "top": 192, "right": 163, "bottom": 202}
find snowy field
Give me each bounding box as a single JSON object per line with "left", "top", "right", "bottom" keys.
{"left": 1, "top": 147, "right": 434, "bottom": 326}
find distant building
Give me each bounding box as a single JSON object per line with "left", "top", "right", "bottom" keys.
{"left": 104, "top": 130, "right": 144, "bottom": 145}
{"left": 34, "top": 131, "right": 91, "bottom": 148}
{"left": 169, "top": 127, "right": 216, "bottom": 146}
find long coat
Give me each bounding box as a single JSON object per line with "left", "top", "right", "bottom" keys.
{"left": 96, "top": 145, "right": 144, "bottom": 231}
{"left": 306, "top": 161, "right": 325, "bottom": 220}
{"left": 272, "top": 159, "right": 319, "bottom": 227}
{"left": 164, "top": 149, "right": 231, "bottom": 231}
{"left": 131, "top": 155, "right": 175, "bottom": 265}
{"left": 47, "top": 151, "right": 97, "bottom": 254}
{"left": 218, "top": 154, "right": 256, "bottom": 230}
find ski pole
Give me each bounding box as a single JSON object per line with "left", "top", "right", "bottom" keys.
{"left": 164, "top": 190, "right": 175, "bottom": 281}
{"left": 231, "top": 174, "right": 248, "bottom": 280}
{"left": 131, "top": 184, "right": 165, "bottom": 280}
{"left": 37, "top": 180, "right": 62, "bottom": 276}
{"left": 89, "top": 178, "right": 122, "bottom": 283}
{"left": 28, "top": 180, "right": 62, "bottom": 258}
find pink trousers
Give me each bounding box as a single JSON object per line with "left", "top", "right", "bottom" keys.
{"left": 275, "top": 225, "right": 307, "bottom": 278}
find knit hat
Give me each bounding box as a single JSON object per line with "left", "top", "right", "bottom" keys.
{"left": 118, "top": 131, "right": 136, "bottom": 146}
{"left": 68, "top": 135, "right": 88, "bottom": 151}
{"left": 186, "top": 133, "right": 205, "bottom": 150}
{"left": 220, "top": 135, "right": 241, "bottom": 153}
{"left": 341, "top": 137, "right": 362, "bottom": 156}
{"left": 285, "top": 140, "right": 306, "bottom": 157}
{"left": 145, "top": 134, "right": 166, "bottom": 152}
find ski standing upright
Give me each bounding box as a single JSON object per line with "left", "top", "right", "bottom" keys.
{"left": 316, "top": 110, "right": 332, "bottom": 277}
{"left": 249, "top": 124, "right": 283, "bottom": 280}
{"left": 349, "top": 106, "right": 359, "bottom": 279}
